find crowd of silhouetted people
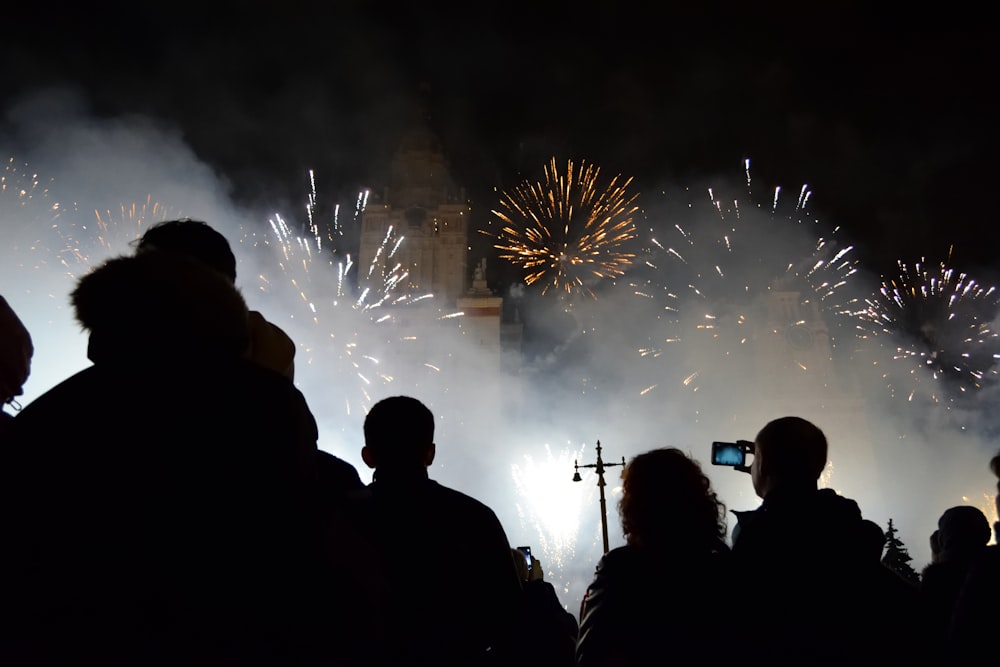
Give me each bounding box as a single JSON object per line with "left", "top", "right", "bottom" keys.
{"left": 1, "top": 219, "right": 998, "bottom": 666}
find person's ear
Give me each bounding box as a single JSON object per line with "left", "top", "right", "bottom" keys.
{"left": 424, "top": 442, "right": 436, "bottom": 467}
{"left": 361, "top": 446, "right": 377, "bottom": 469}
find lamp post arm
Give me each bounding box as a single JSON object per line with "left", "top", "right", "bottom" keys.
{"left": 572, "top": 440, "right": 627, "bottom": 555}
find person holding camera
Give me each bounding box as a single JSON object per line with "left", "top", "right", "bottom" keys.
{"left": 920, "top": 505, "right": 992, "bottom": 657}
{"left": 576, "top": 447, "right": 738, "bottom": 666}
{"left": 947, "top": 451, "right": 1000, "bottom": 666}
{"left": 510, "top": 547, "right": 578, "bottom": 667}
{"left": 730, "top": 416, "right": 923, "bottom": 667}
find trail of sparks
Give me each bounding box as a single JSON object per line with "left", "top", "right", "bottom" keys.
{"left": 2, "top": 157, "right": 56, "bottom": 206}
{"left": 55, "top": 195, "right": 174, "bottom": 274}
{"left": 245, "top": 175, "right": 460, "bottom": 419}
{"left": 1, "top": 157, "right": 75, "bottom": 289}
{"left": 485, "top": 157, "right": 639, "bottom": 299}
{"left": 625, "top": 159, "right": 860, "bottom": 397}
{"left": 511, "top": 442, "right": 590, "bottom": 591}
{"left": 856, "top": 251, "right": 1000, "bottom": 408}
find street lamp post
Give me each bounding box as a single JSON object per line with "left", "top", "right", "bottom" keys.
{"left": 572, "top": 440, "right": 626, "bottom": 555}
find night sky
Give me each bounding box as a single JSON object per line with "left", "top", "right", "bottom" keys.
{"left": 3, "top": 2, "right": 998, "bottom": 275}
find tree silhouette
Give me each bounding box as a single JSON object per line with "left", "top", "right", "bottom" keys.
{"left": 881, "top": 518, "right": 921, "bottom": 585}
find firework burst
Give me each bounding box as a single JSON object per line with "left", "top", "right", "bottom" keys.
{"left": 243, "top": 178, "right": 459, "bottom": 423}
{"left": 1, "top": 157, "right": 73, "bottom": 281}
{"left": 247, "top": 211, "right": 393, "bottom": 418}
{"left": 1, "top": 156, "right": 80, "bottom": 334}
{"left": 1, "top": 158, "right": 92, "bottom": 403}
{"left": 510, "top": 442, "right": 589, "bottom": 572}
{"left": 2, "top": 156, "right": 58, "bottom": 209}
{"left": 55, "top": 195, "right": 175, "bottom": 275}
{"left": 624, "top": 159, "right": 860, "bottom": 398}
{"left": 485, "top": 157, "right": 640, "bottom": 299}
{"left": 855, "top": 252, "right": 1000, "bottom": 409}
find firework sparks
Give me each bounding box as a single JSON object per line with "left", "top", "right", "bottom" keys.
{"left": 485, "top": 157, "right": 639, "bottom": 299}
{"left": 244, "top": 176, "right": 459, "bottom": 421}
{"left": 2, "top": 156, "right": 57, "bottom": 206}
{"left": 1, "top": 157, "right": 71, "bottom": 267}
{"left": 856, "top": 251, "right": 1000, "bottom": 408}
{"left": 624, "top": 159, "right": 860, "bottom": 397}
{"left": 1, "top": 158, "right": 93, "bottom": 402}
{"left": 1, "top": 156, "right": 78, "bottom": 297}
{"left": 254, "top": 219, "right": 391, "bottom": 415}
{"left": 248, "top": 209, "right": 391, "bottom": 415}
{"left": 511, "top": 442, "right": 591, "bottom": 586}
{"left": 55, "top": 195, "right": 175, "bottom": 274}
{"left": 303, "top": 169, "right": 371, "bottom": 252}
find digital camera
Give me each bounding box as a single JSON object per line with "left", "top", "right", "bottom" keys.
{"left": 516, "top": 545, "right": 532, "bottom": 570}
{"left": 711, "top": 440, "right": 754, "bottom": 471}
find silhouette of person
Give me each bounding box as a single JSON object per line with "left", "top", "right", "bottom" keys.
{"left": 731, "top": 416, "right": 922, "bottom": 667}
{"left": 860, "top": 517, "right": 922, "bottom": 612}
{"left": 576, "top": 447, "right": 738, "bottom": 667}
{"left": 354, "top": 395, "right": 523, "bottom": 666}
{"left": 0, "top": 294, "right": 33, "bottom": 438}
{"left": 135, "top": 218, "right": 297, "bottom": 380}
{"left": 920, "top": 505, "right": 991, "bottom": 657}
{"left": 929, "top": 528, "right": 942, "bottom": 563}
{"left": 509, "top": 548, "right": 577, "bottom": 667}
{"left": 0, "top": 252, "right": 383, "bottom": 665}
{"left": 860, "top": 518, "right": 886, "bottom": 562}
{"left": 948, "top": 455, "right": 1000, "bottom": 666}
{"left": 135, "top": 218, "right": 362, "bottom": 500}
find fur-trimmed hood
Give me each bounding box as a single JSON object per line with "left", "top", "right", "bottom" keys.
{"left": 72, "top": 252, "right": 251, "bottom": 365}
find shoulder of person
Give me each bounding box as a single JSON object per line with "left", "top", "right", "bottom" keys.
{"left": 247, "top": 311, "right": 293, "bottom": 344}
{"left": 433, "top": 480, "right": 502, "bottom": 515}
{"left": 317, "top": 450, "right": 364, "bottom": 488}
{"left": 592, "top": 545, "right": 637, "bottom": 575}
{"left": 814, "top": 488, "right": 863, "bottom": 516}
{"left": 245, "top": 311, "right": 296, "bottom": 376}
{"left": 230, "top": 356, "right": 307, "bottom": 401}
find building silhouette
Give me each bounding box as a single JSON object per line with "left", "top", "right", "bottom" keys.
{"left": 357, "top": 89, "right": 527, "bottom": 384}
{"left": 359, "top": 99, "right": 470, "bottom": 306}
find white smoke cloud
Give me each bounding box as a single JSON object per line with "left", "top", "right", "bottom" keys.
{"left": 3, "top": 86, "right": 997, "bottom": 616}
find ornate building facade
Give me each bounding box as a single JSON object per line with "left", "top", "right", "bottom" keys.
{"left": 358, "top": 116, "right": 470, "bottom": 306}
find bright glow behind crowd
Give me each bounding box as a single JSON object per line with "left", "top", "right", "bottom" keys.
{"left": 2, "top": 90, "right": 997, "bottom": 615}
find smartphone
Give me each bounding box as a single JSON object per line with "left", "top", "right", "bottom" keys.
{"left": 711, "top": 440, "right": 752, "bottom": 467}
{"left": 516, "top": 545, "right": 532, "bottom": 570}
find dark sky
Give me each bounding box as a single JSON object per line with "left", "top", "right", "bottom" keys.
{"left": 3, "top": 1, "right": 998, "bottom": 276}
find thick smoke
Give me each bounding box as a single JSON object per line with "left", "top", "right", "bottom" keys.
{"left": 2, "top": 88, "right": 997, "bottom": 615}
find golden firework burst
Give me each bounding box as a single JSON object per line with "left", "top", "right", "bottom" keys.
{"left": 488, "top": 157, "right": 639, "bottom": 298}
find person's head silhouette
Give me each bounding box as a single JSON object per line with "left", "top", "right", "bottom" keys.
{"left": 619, "top": 447, "right": 727, "bottom": 551}
{"left": 135, "top": 218, "right": 296, "bottom": 380}
{"left": 750, "top": 416, "right": 828, "bottom": 499}
{"left": 362, "top": 396, "right": 435, "bottom": 473}
{"left": 936, "top": 505, "right": 991, "bottom": 559}
{"left": 136, "top": 219, "right": 238, "bottom": 283}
